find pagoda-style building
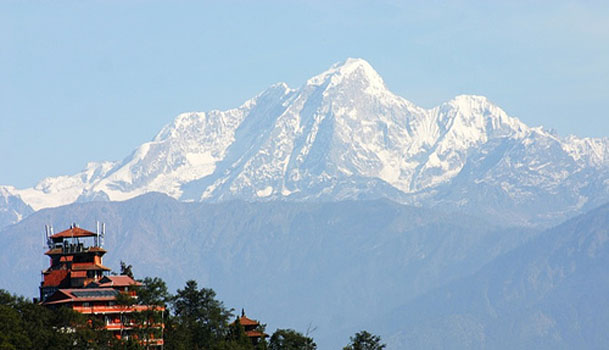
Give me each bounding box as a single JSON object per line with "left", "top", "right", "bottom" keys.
{"left": 234, "top": 309, "right": 268, "bottom": 345}
{"left": 40, "top": 224, "right": 111, "bottom": 301}
{"left": 39, "top": 223, "right": 164, "bottom": 347}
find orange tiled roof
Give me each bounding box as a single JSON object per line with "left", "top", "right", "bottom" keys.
{"left": 237, "top": 315, "right": 260, "bottom": 326}
{"left": 50, "top": 227, "right": 97, "bottom": 239}
{"left": 43, "top": 288, "right": 118, "bottom": 305}
{"left": 97, "top": 275, "right": 142, "bottom": 287}
{"left": 245, "top": 330, "right": 267, "bottom": 338}
{"left": 42, "top": 269, "right": 69, "bottom": 287}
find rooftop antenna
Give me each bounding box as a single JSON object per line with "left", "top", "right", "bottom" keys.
{"left": 100, "top": 222, "right": 106, "bottom": 248}
{"left": 96, "top": 221, "right": 100, "bottom": 247}
{"left": 44, "top": 225, "right": 53, "bottom": 250}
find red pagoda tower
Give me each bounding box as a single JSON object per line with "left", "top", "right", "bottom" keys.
{"left": 39, "top": 223, "right": 164, "bottom": 347}
{"left": 40, "top": 223, "right": 110, "bottom": 302}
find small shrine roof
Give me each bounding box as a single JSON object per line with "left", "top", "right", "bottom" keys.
{"left": 237, "top": 315, "right": 260, "bottom": 326}
{"left": 245, "top": 330, "right": 267, "bottom": 338}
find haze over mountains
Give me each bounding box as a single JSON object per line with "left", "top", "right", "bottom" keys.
{"left": 2, "top": 58, "right": 609, "bottom": 229}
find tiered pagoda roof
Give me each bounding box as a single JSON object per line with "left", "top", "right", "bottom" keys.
{"left": 235, "top": 309, "right": 268, "bottom": 341}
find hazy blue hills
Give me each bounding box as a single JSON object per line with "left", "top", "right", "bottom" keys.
{"left": 381, "top": 201, "right": 609, "bottom": 349}
{"left": 0, "top": 192, "right": 536, "bottom": 349}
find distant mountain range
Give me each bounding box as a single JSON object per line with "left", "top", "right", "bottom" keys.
{"left": 0, "top": 194, "right": 538, "bottom": 349}
{"left": 2, "top": 58, "right": 609, "bottom": 229}
{"left": 380, "top": 201, "right": 609, "bottom": 349}
{"left": 3, "top": 193, "right": 608, "bottom": 349}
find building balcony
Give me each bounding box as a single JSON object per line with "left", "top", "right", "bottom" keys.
{"left": 73, "top": 304, "right": 164, "bottom": 314}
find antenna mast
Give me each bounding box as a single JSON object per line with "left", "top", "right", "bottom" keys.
{"left": 96, "top": 221, "right": 100, "bottom": 247}
{"left": 100, "top": 222, "right": 106, "bottom": 248}
{"left": 44, "top": 225, "right": 53, "bottom": 250}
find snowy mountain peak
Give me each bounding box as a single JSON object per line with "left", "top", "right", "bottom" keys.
{"left": 306, "top": 57, "right": 386, "bottom": 93}
{"left": 3, "top": 58, "right": 609, "bottom": 227}
{"left": 438, "top": 94, "right": 529, "bottom": 138}
{"left": 447, "top": 94, "right": 490, "bottom": 108}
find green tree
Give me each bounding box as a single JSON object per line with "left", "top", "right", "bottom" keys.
{"left": 136, "top": 277, "right": 171, "bottom": 306}
{"left": 114, "top": 277, "right": 170, "bottom": 349}
{"left": 167, "top": 280, "right": 233, "bottom": 350}
{"left": 253, "top": 323, "right": 268, "bottom": 350}
{"left": 342, "top": 331, "right": 386, "bottom": 350}
{"left": 133, "top": 277, "right": 170, "bottom": 349}
{"left": 215, "top": 321, "right": 255, "bottom": 350}
{"left": 0, "top": 289, "right": 114, "bottom": 350}
{"left": 268, "top": 329, "right": 316, "bottom": 350}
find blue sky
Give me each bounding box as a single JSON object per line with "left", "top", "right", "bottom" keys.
{"left": 1, "top": 0, "right": 608, "bottom": 188}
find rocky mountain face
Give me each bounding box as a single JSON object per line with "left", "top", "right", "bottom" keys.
{"left": 0, "top": 194, "right": 537, "bottom": 350}
{"left": 2, "top": 58, "right": 609, "bottom": 227}
{"left": 380, "top": 201, "right": 609, "bottom": 349}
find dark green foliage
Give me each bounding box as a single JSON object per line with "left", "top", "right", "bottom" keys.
{"left": 114, "top": 289, "right": 136, "bottom": 306}
{"left": 167, "top": 280, "right": 234, "bottom": 350}
{"left": 215, "top": 322, "right": 255, "bottom": 350}
{"left": 129, "top": 277, "right": 170, "bottom": 349}
{"left": 343, "top": 331, "right": 385, "bottom": 350}
{"left": 0, "top": 289, "right": 115, "bottom": 350}
{"left": 0, "top": 299, "right": 31, "bottom": 350}
{"left": 136, "top": 277, "right": 171, "bottom": 306}
{"left": 253, "top": 323, "right": 268, "bottom": 350}
{"left": 1, "top": 278, "right": 313, "bottom": 350}
{"left": 268, "top": 329, "right": 316, "bottom": 350}
{"left": 112, "top": 277, "right": 170, "bottom": 349}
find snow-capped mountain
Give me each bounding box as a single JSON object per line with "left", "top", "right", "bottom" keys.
{"left": 0, "top": 186, "right": 33, "bottom": 228}
{"left": 2, "top": 58, "right": 609, "bottom": 226}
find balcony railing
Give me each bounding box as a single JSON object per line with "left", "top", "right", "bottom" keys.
{"left": 73, "top": 304, "right": 164, "bottom": 314}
